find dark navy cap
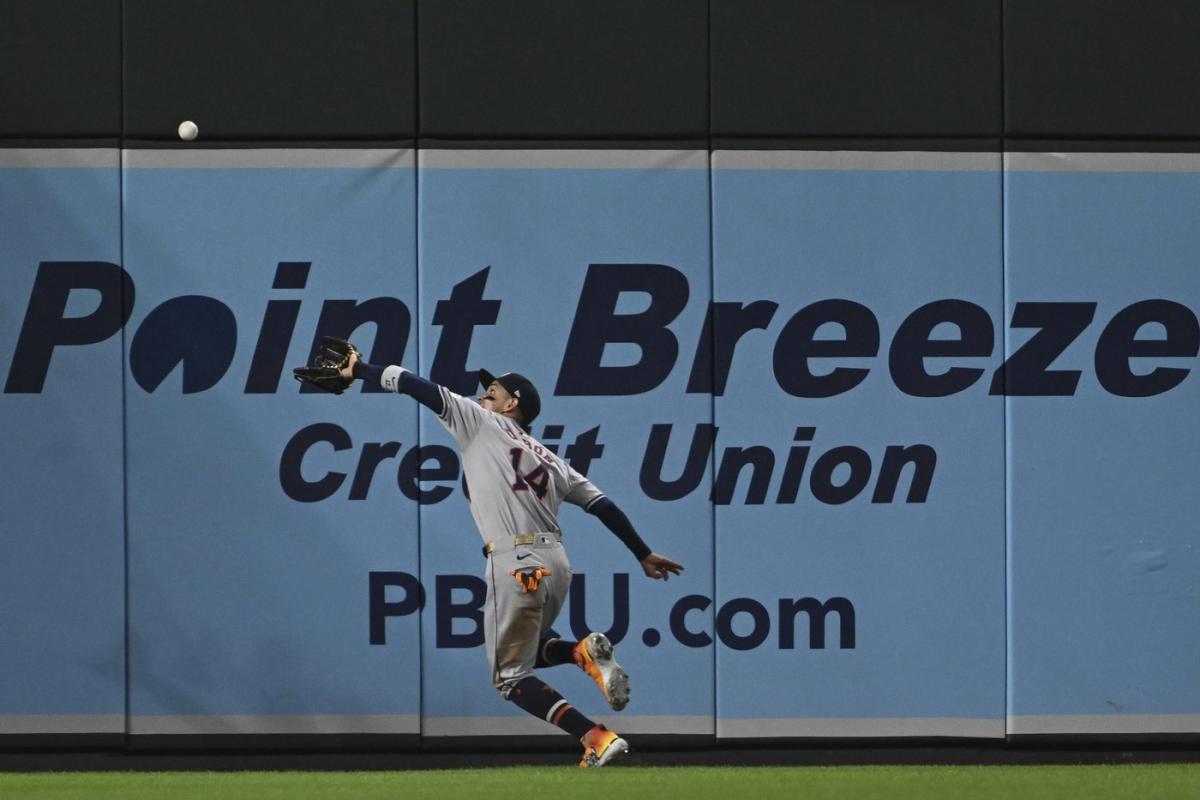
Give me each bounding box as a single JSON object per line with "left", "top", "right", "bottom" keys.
{"left": 479, "top": 369, "right": 541, "bottom": 426}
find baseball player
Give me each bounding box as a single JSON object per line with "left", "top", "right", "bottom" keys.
{"left": 333, "top": 349, "right": 683, "bottom": 767}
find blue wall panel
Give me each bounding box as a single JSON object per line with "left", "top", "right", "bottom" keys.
{"left": 4, "top": 144, "right": 1198, "bottom": 743}
{"left": 711, "top": 151, "right": 1006, "bottom": 737}
{"left": 0, "top": 150, "right": 125, "bottom": 734}
{"left": 416, "top": 150, "right": 714, "bottom": 737}
{"left": 121, "top": 150, "right": 420, "bottom": 734}
{"left": 1005, "top": 153, "right": 1200, "bottom": 734}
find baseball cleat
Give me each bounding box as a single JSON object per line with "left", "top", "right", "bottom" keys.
{"left": 573, "top": 632, "right": 629, "bottom": 711}
{"left": 578, "top": 724, "right": 630, "bottom": 768}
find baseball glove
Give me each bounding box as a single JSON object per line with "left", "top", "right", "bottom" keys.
{"left": 293, "top": 336, "right": 360, "bottom": 394}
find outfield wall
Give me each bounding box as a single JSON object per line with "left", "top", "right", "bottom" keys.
{"left": 2, "top": 1, "right": 1198, "bottom": 745}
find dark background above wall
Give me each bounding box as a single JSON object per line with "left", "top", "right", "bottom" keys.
{"left": 1004, "top": 0, "right": 1200, "bottom": 139}
{"left": 709, "top": 0, "right": 1003, "bottom": 139}
{"left": 4, "top": 0, "right": 1200, "bottom": 143}
{"left": 419, "top": 0, "right": 708, "bottom": 139}
{"left": 122, "top": 0, "right": 416, "bottom": 140}
{"left": 0, "top": 0, "right": 122, "bottom": 137}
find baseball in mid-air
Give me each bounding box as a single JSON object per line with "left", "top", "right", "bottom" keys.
{"left": 177, "top": 120, "right": 199, "bottom": 141}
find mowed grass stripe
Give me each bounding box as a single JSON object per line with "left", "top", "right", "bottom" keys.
{"left": 1, "top": 764, "right": 1198, "bottom": 800}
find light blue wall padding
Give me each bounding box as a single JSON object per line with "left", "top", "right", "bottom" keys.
{"left": 121, "top": 152, "right": 420, "bottom": 731}
{"left": 416, "top": 151, "right": 715, "bottom": 735}
{"left": 1005, "top": 155, "right": 1200, "bottom": 733}
{"left": 0, "top": 153, "right": 125, "bottom": 731}
{"left": 711, "top": 152, "right": 1005, "bottom": 736}
{"left": 3, "top": 148, "right": 1198, "bottom": 738}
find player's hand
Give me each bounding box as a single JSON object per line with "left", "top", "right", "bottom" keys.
{"left": 640, "top": 553, "right": 683, "bottom": 581}
{"left": 339, "top": 350, "right": 359, "bottom": 381}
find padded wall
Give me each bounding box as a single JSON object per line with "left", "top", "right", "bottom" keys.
{"left": 123, "top": 0, "right": 415, "bottom": 140}
{"left": 1005, "top": 0, "right": 1200, "bottom": 138}
{"left": 121, "top": 150, "right": 419, "bottom": 738}
{"left": 0, "top": 2, "right": 121, "bottom": 137}
{"left": 1003, "top": 156, "right": 1200, "bottom": 734}
{"left": 415, "top": 150, "right": 713, "bottom": 738}
{"left": 419, "top": 0, "right": 707, "bottom": 139}
{"left": 711, "top": 0, "right": 1002, "bottom": 138}
{"left": 3, "top": 0, "right": 1199, "bottom": 745}
{"left": 0, "top": 150, "right": 125, "bottom": 735}
{"left": 711, "top": 152, "right": 1005, "bottom": 737}
{"left": 1002, "top": 0, "right": 1200, "bottom": 735}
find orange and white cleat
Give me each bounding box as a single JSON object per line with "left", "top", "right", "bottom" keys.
{"left": 573, "top": 632, "right": 629, "bottom": 711}
{"left": 579, "top": 724, "right": 630, "bottom": 767}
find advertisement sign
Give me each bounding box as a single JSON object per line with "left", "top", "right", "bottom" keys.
{"left": 415, "top": 150, "right": 714, "bottom": 736}
{"left": 3, "top": 147, "right": 1197, "bottom": 738}
{"left": 712, "top": 151, "right": 1006, "bottom": 736}
{"left": 1005, "top": 153, "right": 1200, "bottom": 734}
{"left": 120, "top": 150, "right": 419, "bottom": 734}
{"left": 0, "top": 150, "right": 124, "bottom": 734}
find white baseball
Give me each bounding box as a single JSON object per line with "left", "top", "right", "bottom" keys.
{"left": 177, "top": 120, "right": 199, "bottom": 141}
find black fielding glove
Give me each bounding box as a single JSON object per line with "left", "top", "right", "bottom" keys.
{"left": 292, "top": 336, "right": 360, "bottom": 395}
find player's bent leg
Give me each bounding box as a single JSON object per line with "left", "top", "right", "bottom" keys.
{"left": 573, "top": 632, "right": 630, "bottom": 711}
{"left": 535, "top": 635, "right": 577, "bottom": 668}
{"left": 505, "top": 676, "right": 630, "bottom": 767}
{"left": 579, "top": 724, "right": 630, "bottom": 768}
{"left": 504, "top": 675, "right": 595, "bottom": 740}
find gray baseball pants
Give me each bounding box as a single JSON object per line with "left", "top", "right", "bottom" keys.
{"left": 482, "top": 533, "right": 572, "bottom": 698}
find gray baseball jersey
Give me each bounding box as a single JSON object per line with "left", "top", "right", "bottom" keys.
{"left": 373, "top": 364, "right": 622, "bottom": 698}
{"left": 435, "top": 386, "right": 605, "bottom": 545}
{"left": 431, "top": 384, "right": 604, "bottom": 695}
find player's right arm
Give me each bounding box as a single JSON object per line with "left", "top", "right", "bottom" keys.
{"left": 563, "top": 469, "right": 684, "bottom": 581}
{"left": 342, "top": 351, "right": 445, "bottom": 413}
{"left": 587, "top": 497, "right": 684, "bottom": 581}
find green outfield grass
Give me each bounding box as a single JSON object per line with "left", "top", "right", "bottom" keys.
{"left": 2, "top": 764, "right": 1198, "bottom": 800}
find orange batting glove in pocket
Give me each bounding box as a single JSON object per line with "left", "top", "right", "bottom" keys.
{"left": 512, "top": 567, "right": 551, "bottom": 593}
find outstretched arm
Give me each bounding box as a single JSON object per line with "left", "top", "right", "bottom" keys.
{"left": 341, "top": 351, "right": 445, "bottom": 415}
{"left": 638, "top": 552, "right": 685, "bottom": 581}
{"left": 587, "top": 497, "right": 684, "bottom": 581}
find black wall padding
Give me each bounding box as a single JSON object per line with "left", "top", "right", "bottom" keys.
{"left": 123, "top": 0, "right": 415, "bottom": 140}
{"left": 0, "top": 0, "right": 121, "bottom": 137}
{"left": 1005, "top": 0, "right": 1200, "bottom": 138}
{"left": 418, "top": 0, "right": 708, "bottom": 139}
{"left": 10, "top": 1, "right": 1199, "bottom": 146}
{"left": 710, "top": 0, "right": 1002, "bottom": 138}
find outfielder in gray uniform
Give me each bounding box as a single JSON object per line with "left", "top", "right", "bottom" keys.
{"left": 340, "top": 352, "right": 683, "bottom": 767}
